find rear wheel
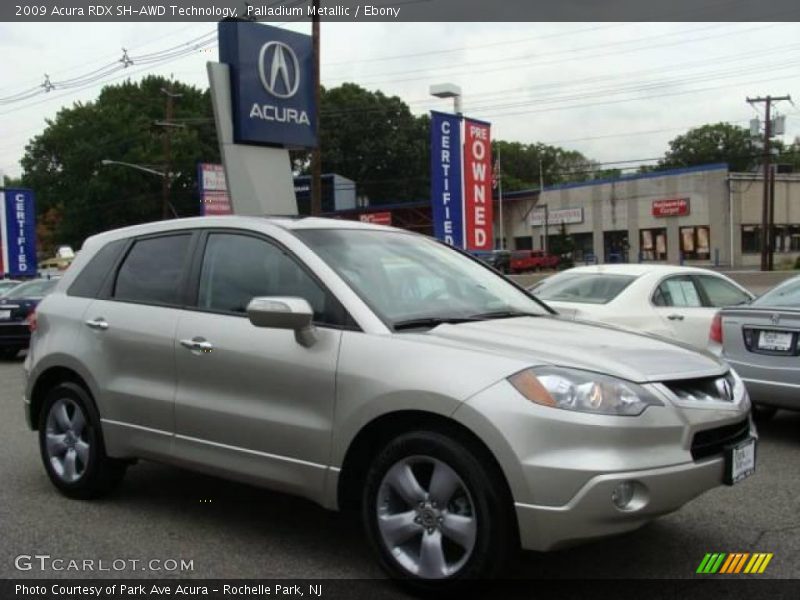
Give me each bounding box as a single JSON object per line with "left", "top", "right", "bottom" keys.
{"left": 362, "top": 430, "right": 514, "bottom": 588}
{"left": 38, "top": 382, "right": 127, "bottom": 499}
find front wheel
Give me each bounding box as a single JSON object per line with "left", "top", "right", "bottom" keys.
{"left": 362, "top": 430, "right": 515, "bottom": 588}
{"left": 38, "top": 382, "right": 127, "bottom": 499}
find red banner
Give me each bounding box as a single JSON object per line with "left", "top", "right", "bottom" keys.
{"left": 463, "top": 119, "right": 493, "bottom": 250}
{"left": 359, "top": 212, "right": 392, "bottom": 226}
{"left": 652, "top": 197, "right": 690, "bottom": 217}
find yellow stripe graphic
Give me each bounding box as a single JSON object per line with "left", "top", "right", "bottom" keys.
{"left": 744, "top": 554, "right": 760, "bottom": 574}
{"left": 758, "top": 553, "right": 773, "bottom": 574}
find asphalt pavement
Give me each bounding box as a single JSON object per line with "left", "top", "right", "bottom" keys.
{"left": 0, "top": 357, "right": 798, "bottom": 584}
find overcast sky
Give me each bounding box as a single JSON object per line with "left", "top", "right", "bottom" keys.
{"left": 1, "top": 21, "right": 799, "bottom": 181}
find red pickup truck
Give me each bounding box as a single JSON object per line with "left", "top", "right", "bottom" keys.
{"left": 510, "top": 250, "right": 560, "bottom": 273}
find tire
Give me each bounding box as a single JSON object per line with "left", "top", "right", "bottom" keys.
{"left": 38, "top": 382, "right": 127, "bottom": 499}
{"left": 752, "top": 404, "right": 778, "bottom": 422}
{"left": 362, "top": 430, "right": 515, "bottom": 589}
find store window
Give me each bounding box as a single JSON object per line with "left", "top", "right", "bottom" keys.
{"left": 639, "top": 228, "right": 667, "bottom": 261}
{"left": 680, "top": 226, "right": 710, "bottom": 260}
{"left": 514, "top": 236, "right": 533, "bottom": 250}
{"left": 741, "top": 225, "right": 761, "bottom": 254}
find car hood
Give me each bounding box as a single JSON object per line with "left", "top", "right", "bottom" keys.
{"left": 423, "top": 315, "right": 726, "bottom": 383}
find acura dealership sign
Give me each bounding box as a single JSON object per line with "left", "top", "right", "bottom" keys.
{"left": 218, "top": 21, "right": 316, "bottom": 147}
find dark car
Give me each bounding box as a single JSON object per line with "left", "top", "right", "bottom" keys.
{"left": 0, "top": 278, "right": 58, "bottom": 359}
{"left": 471, "top": 249, "right": 511, "bottom": 273}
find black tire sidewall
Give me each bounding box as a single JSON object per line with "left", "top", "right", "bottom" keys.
{"left": 362, "top": 430, "right": 512, "bottom": 585}
{"left": 37, "top": 382, "right": 113, "bottom": 497}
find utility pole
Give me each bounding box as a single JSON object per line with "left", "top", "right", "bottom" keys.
{"left": 747, "top": 94, "right": 791, "bottom": 271}
{"left": 310, "top": 0, "right": 322, "bottom": 216}
{"left": 160, "top": 83, "right": 182, "bottom": 220}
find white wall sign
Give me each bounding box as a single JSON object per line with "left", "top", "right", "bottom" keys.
{"left": 530, "top": 207, "right": 584, "bottom": 227}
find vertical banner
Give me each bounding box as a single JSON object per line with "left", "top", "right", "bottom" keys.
{"left": 198, "top": 163, "right": 233, "bottom": 216}
{"left": 1, "top": 188, "right": 37, "bottom": 277}
{"left": 430, "top": 111, "right": 464, "bottom": 248}
{"left": 463, "top": 119, "right": 493, "bottom": 251}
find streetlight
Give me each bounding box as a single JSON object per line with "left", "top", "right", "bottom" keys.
{"left": 429, "top": 83, "right": 462, "bottom": 115}
{"left": 100, "top": 159, "right": 177, "bottom": 218}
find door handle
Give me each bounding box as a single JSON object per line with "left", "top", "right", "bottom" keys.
{"left": 180, "top": 337, "right": 214, "bottom": 354}
{"left": 85, "top": 318, "right": 109, "bottom": 330}
{"left": 667, "top": 314, "right": 685, "bottom": 321}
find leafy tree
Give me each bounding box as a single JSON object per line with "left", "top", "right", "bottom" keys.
{"left": 548, "top": 222, "right": 575, "bottom": 268}
{"left": 2, "top": 175, "right": 22, "bottom": 187}
{"left": 295, "top": 83, "right": 430, "bottom": 203}
{"left": 658, "top": 123, "right": 762, "bottom": 172}
{"left": 492, "top": 140, "right": 598, "bottom": 192}
{"left": 21, "top": 76, "right": 218, "bottom": 248}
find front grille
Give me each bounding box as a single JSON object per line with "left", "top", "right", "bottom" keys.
{"left": 664, "top": 372, "right": 736, "bottom": 404}
{"left": 691, "top": 419, "right": 750, "bottom": 460}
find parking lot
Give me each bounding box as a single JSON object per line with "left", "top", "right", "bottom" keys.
{"left": 0, "top": 358, "right": 798, "bottom": 583}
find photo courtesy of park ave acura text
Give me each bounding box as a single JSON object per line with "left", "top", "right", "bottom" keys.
{"left": 0, "top": 0, "right": 799, "bottom": 597}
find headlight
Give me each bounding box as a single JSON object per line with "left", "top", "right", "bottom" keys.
{"left": 508, "top": 367, "right": 663, "bottom": 416}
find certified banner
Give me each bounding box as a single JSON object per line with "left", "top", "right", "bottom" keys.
{"left": 430, "top": 111, "right": 464, "bottom": 248}
{"left": 0, "top": 188, "right": 37, "bottom": 277}
{"left": 463, "top": 119, "right": 493, "bottom": 251}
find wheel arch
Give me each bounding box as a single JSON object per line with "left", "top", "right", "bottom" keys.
{"left": 336, "top": 410, "right": 516, "bottom": 525}
{"left": 29, "top": 365, "right": 95, "bottom": 431}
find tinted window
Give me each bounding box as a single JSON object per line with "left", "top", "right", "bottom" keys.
{"left": 653, "top": 276, "right": 702, "bottom": 307}
{"left": 68, "top": 239, "right": 126, "bottom": 298}
{"left": 694, "top": 275, "right": 751, "bottom": 308}
{"left": 4, "top": 279, "right": 57, "bottom": 299}
{"left": 197, "top": 233, "right": 340, "bottom": 324}
{"left": 753, "top": 277, "right": 800, "bottom": 308}
{"left": 533, "top": 272, "right": 636, "bottom": 304}
{"left": 114, "top": 235, "right": 191, "bottom": 305}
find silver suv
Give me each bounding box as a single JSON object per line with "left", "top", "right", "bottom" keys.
{"left": 25, "top": 217, "right": 755, "bottom": 586}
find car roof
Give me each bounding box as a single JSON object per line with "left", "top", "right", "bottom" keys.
{"left": 82, "top": 215, "right": 404, "bottom": 248}
{"left": 560, "top": 264, "right": 718, "bottom": 277}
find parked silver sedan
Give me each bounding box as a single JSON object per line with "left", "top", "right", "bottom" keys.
{"left": 24, "top": 217, "right": 754, "bottom": 587}
{"left": 711, "top": 274, "right": 800, "bottom": 419}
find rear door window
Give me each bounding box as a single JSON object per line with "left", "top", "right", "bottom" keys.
{"left": 113, "top": 234, "right": 192, "bottom": 306}
{"left": 653, "top": 276, "right": 703, "bottom": 307}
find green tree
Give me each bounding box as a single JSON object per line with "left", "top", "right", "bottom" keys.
{"left": 295, "top": 83, "right": 430, "bottom": 203}
{"left": 658, "top": 122, "right": 762, "bottom": 172}
{"left": 493, "top": 140, "right": 598, "bottom": 192}
{"left": 548, "top": 221, "right": 575, "bottom": 268}
{"left": 21, "top": 76, "right": 218, "bottom": 248}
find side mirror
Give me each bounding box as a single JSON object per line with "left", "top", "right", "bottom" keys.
{"left": 246, "top": 297, "right": 317, "bottom": 347}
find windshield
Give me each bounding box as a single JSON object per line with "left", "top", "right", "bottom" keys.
{"left": 753, "top": 277, "right": 800, "bottom": 308}
{"left": 295, "top": 229, "right": 550, "bottom": 327}
{"left": 4, "top": 279, "right": 57, "bottom": 299}
{"left": 532, "top": 272, "right": 636, "bottom": 304}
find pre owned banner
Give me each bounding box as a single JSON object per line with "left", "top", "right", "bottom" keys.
{"left": 430, "top": 111, "right": 464, "bottom": 248}
{"left": 0, "top": 188, "right": 37, "bottom": 277}
{"left": 463, "top": 119, "right": 493, "bottom": 251}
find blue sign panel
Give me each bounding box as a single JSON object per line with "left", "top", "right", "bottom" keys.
{"left": 430, "top": 111, "right": 464, "bottom": 247}
{"left": 2, "top": 188, "right": 37, "bottom": 277}
{"left": 219, "top": 21, "right": 317, "bottom": 148}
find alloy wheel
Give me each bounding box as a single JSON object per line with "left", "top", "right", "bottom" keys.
{"left": 45, "top": 398, "right": 90, "bottom": 483}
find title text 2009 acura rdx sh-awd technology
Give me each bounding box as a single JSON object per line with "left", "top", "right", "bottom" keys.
{"left": 24, "top": 217, "right": 755, "bottom": 586}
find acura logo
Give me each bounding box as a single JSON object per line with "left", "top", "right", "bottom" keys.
{"left": 716, "top": 378, "right": 734, "bottom": 402}
{"left": 258, "top": 41, "right": 300, "bottom": 99}
{"left": 771, "top": 313, "right": 780, "bottom": 325}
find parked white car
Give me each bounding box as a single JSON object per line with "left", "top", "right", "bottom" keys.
{"left": 530, "top": 265, "right": 754, "bottom": 349}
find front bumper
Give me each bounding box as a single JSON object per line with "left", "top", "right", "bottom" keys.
{"left": 454, "top": 377, "right": 754, "bottom": 552}
{"left": 515, "top": 456, "right": 724, "bottom": 551}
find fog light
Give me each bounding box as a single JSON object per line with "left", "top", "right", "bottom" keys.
{"left": 611, "top": 481, "right": 635, "bottom": 510}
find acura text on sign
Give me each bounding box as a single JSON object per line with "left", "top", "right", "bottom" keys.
{"left": 219, "top": 21, "right": 316, "bottom": 148}
{"left": 430, "top": 111, "right": 464, "bottom": 248}
{"left": 463, "top": 119, "right": 493, "bottom": 251}
{"left": 652, "top": 198, "right": 690, "bottom": 217}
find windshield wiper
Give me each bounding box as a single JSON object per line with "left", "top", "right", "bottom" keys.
{"left": 393, "top": 317, "right": 479, "bottom": 331}
{"left": 468, "top": 310, "right": 542, "bottom": 320}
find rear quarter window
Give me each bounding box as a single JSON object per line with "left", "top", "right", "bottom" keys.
{"left": 67, "top": 239, "right": 127, "bottom": 299}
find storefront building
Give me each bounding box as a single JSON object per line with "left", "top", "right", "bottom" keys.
{"left": 495, "top": 163, "right": 800, "bottom": 268}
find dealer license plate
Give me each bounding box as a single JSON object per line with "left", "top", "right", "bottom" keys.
{"left": 0, "top": 310, "right": 10, "bottom": 320}
{"left": 725, "top": 438, "right": 756, "bottom": 485}
{"left": 758, "top": 330, "right": 792, "bottom": 352}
